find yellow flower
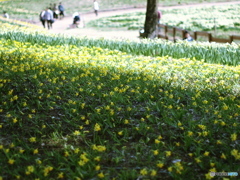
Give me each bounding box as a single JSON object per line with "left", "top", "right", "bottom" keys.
{"left": 175, "top": 142, "right": 180, "bottom": 146}
{"left": 29, "top": 137, "right": 36, "bottom": 143}
{"left": 118, "top": 131, "right": 123, "bottom": 136}
{"left": 33, "top": 148, "right": 38, "bottom": 154}
{"left": 64, "top": 151, "right": 69, "bottom": 157}
{"left": 205, "top": 173, "right": 214, "bottom": 179}
{"left": 57, "top": 172, "right": 64, "bottom": 179}
{"left": 204, "top": 151, "right": 209, "bottom": 156}
{"left": 92, "top": 145, "right": 106, "bottom": 152}
{"left": 78, "top": 160, "right": 85, "bottom": 166}
{"left": 13, "top": 118, "right": 18, "bottom": 123}
{"left": 222, "top": 104, "right": 229, "bottom": 110}
{"left": 221, "top": 153, "right": 226, "bottom": 159}
{"left": 43, "top": 166, "right": 53, "bottom": 176}
{"left": 5, "top": 149, "right": 9, "bottom": 153}
{"left": 8, "top": 159, "right": 15, "bottom": 165}
{"left": 220, "top": 121, "right": 226, "bottom": 126}
{"left": 94, "top": 156, "right": 101, "bottom": 161}
{"left": 95, "top": 165, "right": 101, "bottom": 171}
{"left": 202, "top": 100, "right": 208, "bottom": 104}
{"left": 97, "top": 172, "right": 104, "bottom": 178}
{"left": 150, "top": 170, "right": 157, "bottom": 176}
{"left": 187, "top": 131, "right": 193, "bottom": 136}
{"left": 153, "top": 150, "right": 159, "bottom": 155}
{"left": 26, "top": 166, "right": 34, "bottom": 174}
{"left": 198, "top": 124, "right": 206, "bottom": 130}
{"left": 140, "top": 168, "right": 148, "bottom": 175}
{"left": 74, "top": 148, "right": 80, "bottom": 154}
{"left": 124, "top": 119, "right": 129, "bottom": 124}
{"left": 36, "top": 159, "right": 42, "bottom": 164}
{"left": 73, "top": 130, "right": 80, "bottom": 136}
{"left": 165, "top": 151, "right": 171, "bottom": 157}
{"left": 216, "top": 140, "right": 222, "bottom": 145}
{"left": 231, "top": 149, "right": 240, "bottom": 160}
{"left": 155, "top": 139, "right": 160, "bottom": 144}
{"left": 157, "top": 163, "right": 164, "bottom": 168}
{"left": 195, "top": 157, "right": 201, "bottom": 163}
{"left": 94, "top": 123, "right": 101, "bottom": 131}
{"left": 202, "top": 131, "right": 208, "bottom": 136}
{"left": 231, "top": 133, "right": 237, "bottom": 141}
{"left": 209, "top": 168, "right": 216, "bottom": 172}
{"left": 210, "top": 163, "right": 215, "bottom": 167}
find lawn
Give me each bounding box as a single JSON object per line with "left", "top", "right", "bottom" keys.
{"left": 0, "top": 0, "right": 238, "bottom": 21}
{"left": 87, "top": 4, "right": 240, "bottom": 39}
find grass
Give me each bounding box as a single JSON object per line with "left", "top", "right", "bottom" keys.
{"left": 0, "top": 18, "right": 239, "bottom": 179}
{"left": 0, "top": 0, "right": 238, "bottom": 22}
{"left": 1, "top": 20, "right": 240, "bottom": 66}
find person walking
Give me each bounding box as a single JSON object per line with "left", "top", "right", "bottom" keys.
{"left": 58, "top": 2, "right": 65, "bottom": 19}
{"left": 52, "top": 3, "right": 59, "bottom": 19}
{"left": 39, "top": 9, "right": 46, "bottom": 28}
{"left": 93, "top": 0, "right": 99, "bottom": 16}
{"left": 42, "top": 8, "right": 54, "bottom": 29}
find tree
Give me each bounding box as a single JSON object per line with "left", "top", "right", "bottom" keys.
{"left": 143, "top": 0, "right": 158, "bottom": 39}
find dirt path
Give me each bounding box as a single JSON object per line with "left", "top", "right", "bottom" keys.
{"left": 36, "top": 1, "right": 240, "bottom": 40}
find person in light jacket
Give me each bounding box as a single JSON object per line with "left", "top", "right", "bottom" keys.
{"left": 42, "top": 8, "right": 54, "bottom": 29}
{"left": 93, "top": 0, "right": 99, "bottom": 16}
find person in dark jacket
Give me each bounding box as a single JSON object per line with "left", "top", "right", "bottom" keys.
{"left": 58, "top": 2, "right": 64, "bottom": 19}
{"left": 39, "top": 9, "right": 46, "bottom": 28}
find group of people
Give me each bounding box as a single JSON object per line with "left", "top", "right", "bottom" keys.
{"left": 40, "top": 1, "right": 99, "bottom": 29}
{"left": 40, "top": 2, "right": 65, "bottom": 29}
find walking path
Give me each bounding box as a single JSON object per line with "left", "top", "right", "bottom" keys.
{"left": 36, "top": 1, "right": 240, "bottom": 40}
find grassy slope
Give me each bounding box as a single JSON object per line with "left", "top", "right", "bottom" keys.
{"left": 0, "top": 19, "right": 239, "bottom": 179}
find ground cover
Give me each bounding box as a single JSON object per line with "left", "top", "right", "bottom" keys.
{"left": 87, "top": 4, "right": 240, "bottom": 38}
{"left": 1, "top": 22, "right": 239, "bottom": 66}
{"left": 0, "top": 20, "right": 239, "bottom": 179}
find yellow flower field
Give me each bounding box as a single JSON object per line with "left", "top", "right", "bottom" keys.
{"left": 0, "top": 20, "right": 239, "bottom": 179}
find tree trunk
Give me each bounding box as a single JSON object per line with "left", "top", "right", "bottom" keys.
{"left": 143, "top": 0, "right": 158, "bottom": 39}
